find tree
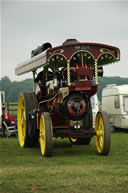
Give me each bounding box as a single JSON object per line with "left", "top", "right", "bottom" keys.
{"left": 7, "top": 79, "right": 33, "bottom": 102}
{"left": 0, "top": 76, "right": 11, "bottom": 101}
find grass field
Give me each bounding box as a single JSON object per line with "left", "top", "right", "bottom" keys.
{"left": 0, "top": 132, "right": 128, "bottom": 193}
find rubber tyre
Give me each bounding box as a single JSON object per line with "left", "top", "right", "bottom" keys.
{"left": 95, "top": 111, "right": 111, "bottom": 155}
{"left": 17, "top": 92, "right": 38, "bottom": 148}
{"left": 27, "top": 92, "right": 39, "bottom": 146}
{"left": 40, "top": 112, "right": 53, "bottom": 157}
{"left": 83, "top": 101, "right": 93, "bottom": 129}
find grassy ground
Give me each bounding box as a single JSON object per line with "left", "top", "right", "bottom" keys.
{"left": 0, "top": 132, "right": 128, "bottom": 193}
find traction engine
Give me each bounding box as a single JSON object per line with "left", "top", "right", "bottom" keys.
{"left": 15, "top": 39, "right": 120, "bottom": 157}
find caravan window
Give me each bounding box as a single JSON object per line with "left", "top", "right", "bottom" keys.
{"left": 123, "top": 96, "right": 128, "bottom": 112}
{"left": 114, "top": 95, "right": 120, "bottom": 108}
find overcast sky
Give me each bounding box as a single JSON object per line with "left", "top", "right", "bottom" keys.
{"left": 1, "top": 0, "right": 128, "bottom": 81}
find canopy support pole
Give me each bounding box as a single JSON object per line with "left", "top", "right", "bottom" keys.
{"left": 67, "top": 60, "right": 71, "bottom": 86}
{"left": 95, "top": 59, "right": 98, "bottom": 85}
{"left": 32, "top": 70, "right": 36, "bottom": 92}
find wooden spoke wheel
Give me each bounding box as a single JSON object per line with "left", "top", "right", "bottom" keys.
{"left": 17, "top": 92, "right": 39, "bottom": 148}
{"left": 40, "top": 112, "right": 53, "bottom": 157}
{"left": 95, "top": 111, "right": 111, "bottom": 155}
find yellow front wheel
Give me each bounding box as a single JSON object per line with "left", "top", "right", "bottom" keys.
{"left": 40, "top": 112, "right": 53, "bottom": 157}
{"left": 95, "top": 111, "right": 111, "bottom": 155}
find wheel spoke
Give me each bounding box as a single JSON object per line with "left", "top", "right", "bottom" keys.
{"left": 21, "top": 106, "right": 25, "bottom": 111}
{"left": 96, "top": 130, "right": 103, "bottom": 137}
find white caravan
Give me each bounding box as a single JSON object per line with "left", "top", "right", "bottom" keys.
{"left": 90, "top": 94, "right": 99, "bottom": 127}
{"left": 102, "top": 85, "right": 128, "bottom": 130}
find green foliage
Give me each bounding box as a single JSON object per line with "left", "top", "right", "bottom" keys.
{"left": 0, "top": 76, "right": 128, "bottom": 102}
{"left": 0, "top": 77, "right": 33, "bottom": 102}
{"left": 0, "top": 76, "right": 11, "bottom": 101}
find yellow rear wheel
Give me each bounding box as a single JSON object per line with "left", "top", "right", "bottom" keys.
{"left": 95, "top": 111, "right": 111, "bottom": 155}
{"left": 17, "top": 92, "right": 38, "bottom": 148}
{"left": 17, "top": 93, "right": 27, "bottom": 147}
{"left": 40, "top": 112, "right": 53, "bottom": 157}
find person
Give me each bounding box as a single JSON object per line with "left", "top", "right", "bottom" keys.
{"left": 2, "top": 106, "right": 17, "bottom": 137}
{"left": 35, "top": 70, "right": 53, "bottom": 83}
{"left": 2, "top": 106, "right": 16, "bottom": 126}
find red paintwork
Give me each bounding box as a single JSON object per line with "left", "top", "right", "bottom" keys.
{"left": 37, "top": 40, "right": 120, "bottom": 139}
{"left": 47, "top": 42, "right": 120, "bottom": 61}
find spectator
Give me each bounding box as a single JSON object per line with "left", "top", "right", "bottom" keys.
{"left": 2, "top": 107, "right": 16, "bottom": 126}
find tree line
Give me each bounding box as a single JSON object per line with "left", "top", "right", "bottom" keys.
{"left": 0, "top": 76, "right": 128, "bottom": 102}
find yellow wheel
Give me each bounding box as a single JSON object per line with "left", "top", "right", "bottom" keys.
{"left": 69, "top": 138, "right": 78, "bottom": 144}
{"left": 40, "top": 112, "right": 53, "bottom": 157}
{"left": 17, "top": 92, "right": 38, "bottom": 148}
{"left": 95, "top": 111, "right": 111, "bottom": 155}
{"left": 69, "top": 137, "right": 91, "bottom": 145}
{"left": 17, "top": 93, "right": 28, "bottom": 147}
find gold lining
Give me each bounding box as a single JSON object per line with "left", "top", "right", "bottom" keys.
{"left": 100, "top": 48, "right": 115, "bottom": 54}
{"left": 49, "top": 49, "right": 64, "bottom": 55}
{"left": 97, "top": 52, "right": 116, "bottom": 60}
{"left": 70, "top": 50, "right": 95, "bottom": 60}
{"left": 48, "top": 53, "right": 67, "bottom": 62}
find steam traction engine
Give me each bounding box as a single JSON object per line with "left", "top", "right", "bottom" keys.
{"left": 15, "top": 39, "right": 120, "bottom": 157}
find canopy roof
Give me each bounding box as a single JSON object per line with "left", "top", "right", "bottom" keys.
{"left": 15, "top": 40, "right": 120, "bottom": 75}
